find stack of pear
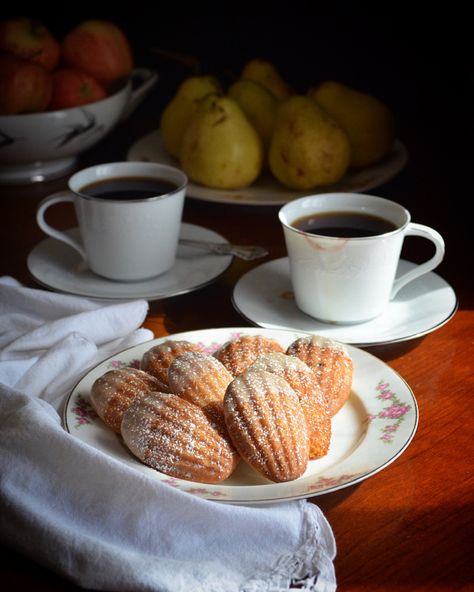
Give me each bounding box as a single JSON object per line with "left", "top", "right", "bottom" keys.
{"left": 160, "top": 75, "right": 221, "bottom": 158}
{"left": 268, "top": 95, "right": 351, "bottom": 190}
{"left": 158, "top": 64, "right": 397, "bottom": 192}
{"left": 309, "top": 81, "right": 395, "bottom": 167}
{"left": 179, "top": 94, "right": 263, "bottom": 189}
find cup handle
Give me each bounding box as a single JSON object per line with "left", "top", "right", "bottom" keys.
{"left": 120, "top": 67, "right": 158, "bottom": 121}
{"left": 391, "top": 222, "right": 445, "bottom": 298}
{"left": 36, "top": 192, "right": 86, "bottom": 260}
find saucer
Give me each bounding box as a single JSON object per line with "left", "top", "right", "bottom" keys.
{"left": 127, "top": 130, "right": 408, "bottom": 206}
{"left": 232, "top": 258, "right": 458, "bottom": 346}
{"left": 28, "top": 223, "right": 233, "bottom": 301}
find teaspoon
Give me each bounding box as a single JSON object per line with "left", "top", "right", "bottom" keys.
{"left": 179, "top": 239, "right": 269, "bottom": 261}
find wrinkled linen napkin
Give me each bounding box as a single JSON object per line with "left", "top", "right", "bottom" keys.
{"left": 0, "top": 277, "right": 337, "bottom": 592}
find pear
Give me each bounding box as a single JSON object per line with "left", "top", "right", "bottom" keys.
{"left": 240, "top": 58, "right": 290, "bottom": 100}
{"left": 180, "top": 95, "right": 263, "bottom": 189}
{"left": 228, "top": 79, "right": 278, "bottom": 151}
{"left": 268, "top": 95, "right": 351, "bottom": 190}
{"left": 160, "top": 75, "right": 221, "bottom": 158}
{"left": 309, "top": 81, "right": 396, "bottom": 167}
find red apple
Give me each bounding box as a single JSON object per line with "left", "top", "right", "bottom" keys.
{"left": 0, "top": 52, "right": 52, "bottom": 114}
{"left": 49, "top": 68, "right": 107, "bottom": 110}
{"left": 62, "top": 20, "right": 133, "bottom": 86}
{"left": 0, "top": 18, "right": 60, "bottom": 71}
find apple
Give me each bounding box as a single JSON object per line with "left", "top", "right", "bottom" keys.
{"left": 0, "top": 52, "right": 52, "bottom": 114}
{"left": 0, "top": 17, "right": 60, "bottom": 71}
{"left": 62, "top": 20, "right": 133, "bottom": 86}
{"left": 49, "top": 68, "right": 107, "bottom": 110}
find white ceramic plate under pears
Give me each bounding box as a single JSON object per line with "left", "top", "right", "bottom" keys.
{"left": 63, "top": 327, "right": 418, "bottom": 504}
{"left": 27, "top": 223, "right": 232, "bottom": 301}
{"left": 127, "top": 130, "right": 408, "bottom": 206}
{"left": 232, "top": 258, "right": 458, "bottom": 347}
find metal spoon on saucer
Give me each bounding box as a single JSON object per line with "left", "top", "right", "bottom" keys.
{"left": 179, "top": 239, "right": 268, "bottom": 261}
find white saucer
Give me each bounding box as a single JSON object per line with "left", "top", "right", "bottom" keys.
{"left": 127, "top": 130, "right": 408, "bottom": 206}
{"left": 28, "top": 223, "right": 233, "bottom": 301}
{"left": 232, "top": 258, "right": 457, "bottom": 346}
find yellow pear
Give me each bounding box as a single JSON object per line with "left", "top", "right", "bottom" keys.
{"left": 309, "top": 81, "right": 395, "bottom": 167}
{"left": 228, "top": 79, "right": 278, "bottom": 151}
{"left": 180, "top": 95, "right": 263, "bottom": 189}
{"left": 268, "top": 95, "right": 351, "bottom": 190}
{"left": 240, "top": 58, "right": 290, "bottom": 100}
{"left": 160, "top": 75, "right": 221, "bottom": 158}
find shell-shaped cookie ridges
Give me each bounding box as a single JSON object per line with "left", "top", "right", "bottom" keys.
{"left": 121, "top": 392, "right": 238, "bottom": 483}
{"left": 141, "top": 340, "right": 203, "bottom": 385}
{"left": 247, "top": 352, "right": 331, "bottom": 459}
{"left": 224, "top": 369, "right": 308, "bottom": 482}
{"left": 214, "top": 334, "right": 285, "bottom": 376}
{"left": 286, "top": 335, "right": 353, "bottom": 417}
{"left": 90, "top": 367, "right": 164, "bottom": 433}
{"left": 168, "top": 351, "right": 233, "bottom": 410}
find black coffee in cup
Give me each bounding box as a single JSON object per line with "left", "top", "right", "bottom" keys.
{"left": 292, "top": 211, "right": 397, "bottom": 238}
{"left": 80, "top": 176, "right": 178, "bottom": 200}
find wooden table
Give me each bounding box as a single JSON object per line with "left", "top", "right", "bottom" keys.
{"left": 1, "top": 27, "right": 473, "bottom": 590}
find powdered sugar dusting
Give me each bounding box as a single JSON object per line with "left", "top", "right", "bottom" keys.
{"left": 90, "top": 368, "right": 164, "bottom": 433}
{"left": 215, "top": 335, "right": 285, "bottom": 376}
{"left": 286, "top": 335, "right": 353, "bottom": 417}
{"left": 247, "top": 352, "right": 331, "bottom": 459}
{"left": 224, "top": 369, "right": 308, "bottom": 482}
{"left": 92, "top": 332, "right": 354, "bottom": 486}
{"left": 121, "top": 392, "right": 237, "bottom": 483}
{"left": 141, "top": 340, "right": 203, "bottom": 385}
{"left": 168, "top": 352, "right": 233, "bottom": 408}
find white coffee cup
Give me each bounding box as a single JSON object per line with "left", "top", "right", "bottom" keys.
{"left": 279, "top": 193, "right": 445, "bottom": 324}
{"left": 37, "top": 162, "right": 187, "bottom": 281}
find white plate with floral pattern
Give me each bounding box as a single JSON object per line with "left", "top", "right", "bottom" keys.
{"left": 63, "top": 327, "right": 418, "bottom": 504}
{"left": 127, "top": 131, "right": 408, "bottom": 206}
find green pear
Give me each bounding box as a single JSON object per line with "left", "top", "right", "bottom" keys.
{"left": 180, "top": 95, "right": 263, "bottom": 189}
{"left": 228, "top": 79, "right": 278, "bottom": 151}
{"left": 240, "top": 58, "right": 290, "bottom": 100}
{"left": 268, "top": 95, "right": 351, "bottom": 190}
{"left": 160, "top": 75, "right": 221, "bottom": 158}
{"left": 309, "top": 81, "right": 396, "bottom": 167}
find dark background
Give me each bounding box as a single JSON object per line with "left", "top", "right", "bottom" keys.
{"left": 44, "top": 15, "right": 474, "bottom": 174}
{"left": 2, "top": 14, "right": 472, "bottom": 292}
{"left": 4, "top": 14, "right": 473, "bottom": 116}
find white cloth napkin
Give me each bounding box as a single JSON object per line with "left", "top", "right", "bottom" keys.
{"left": 0, "top": 277, "right": 337, "bottom": 592}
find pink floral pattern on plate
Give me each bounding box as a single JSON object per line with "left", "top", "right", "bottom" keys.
{"left": 107, "top": 358, "right": 140, "bottom": 370}
{"left": 71, "top": 394, "right": 98, "bottom": 428}
{"left": 198, "top": 331, "right": 243, "bottom": 355}
{"left": 368, "top": 380, "right": 412, "bottom": 443}
{"left": 304, "top": 379, "right": 412, "bottom": 492}
{"left": 306, "top": 473, "right": 364, "bottom": 493}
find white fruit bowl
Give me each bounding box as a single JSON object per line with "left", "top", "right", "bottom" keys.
{"left": 0, "top": 68, "right": 157, "bottom": 184}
